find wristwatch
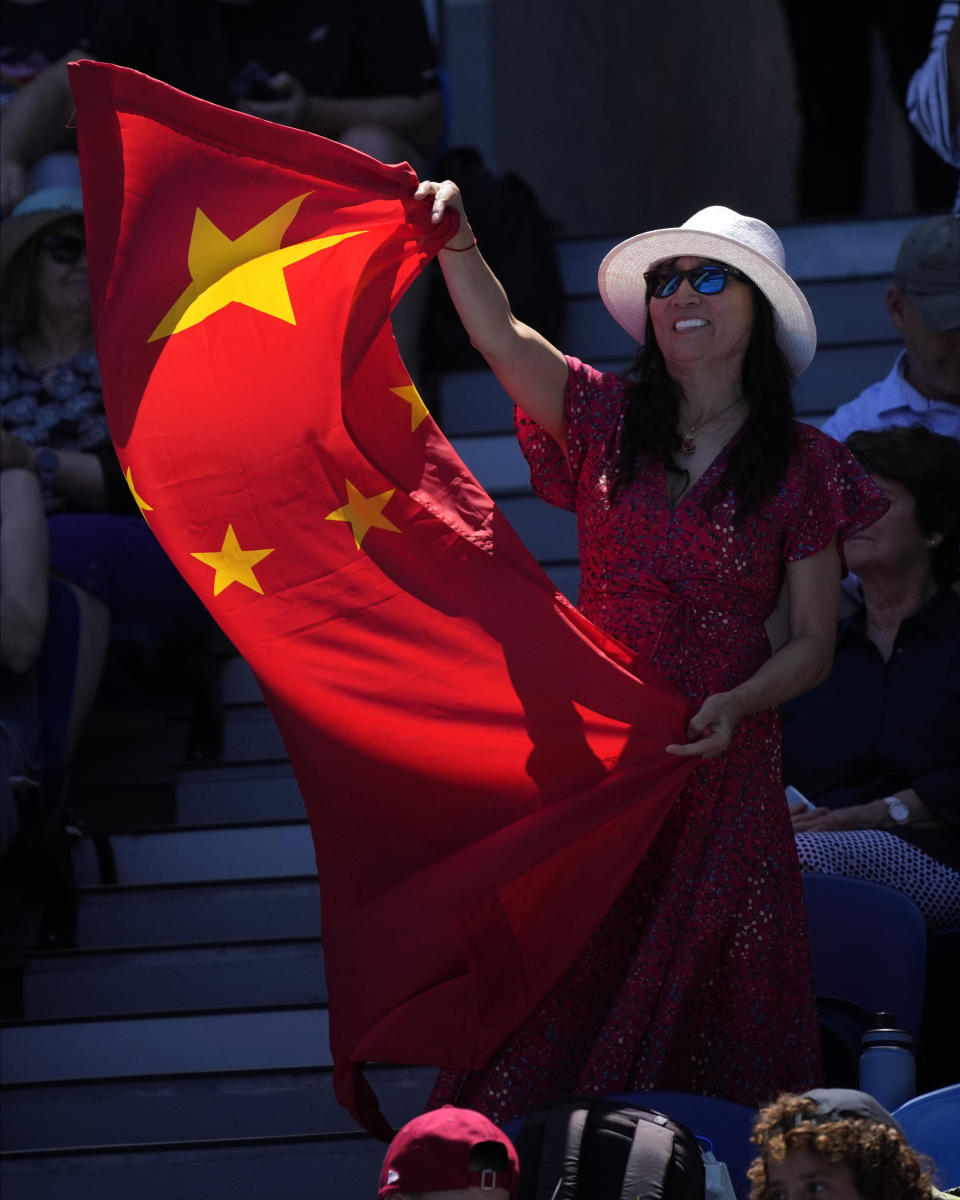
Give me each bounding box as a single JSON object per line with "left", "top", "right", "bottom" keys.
{"left": 33, "top": 446, "right": 60, "bottom": 488}
{"left": 882, "top": 795, "right": 910, "bottom": 825}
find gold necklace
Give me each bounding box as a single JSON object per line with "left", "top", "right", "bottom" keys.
{"left": 679, "top": 397, "right": 744, "bottom": 455}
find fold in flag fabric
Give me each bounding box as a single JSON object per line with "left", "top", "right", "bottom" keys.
{"left": 69, "top": 60, "right": 696, "bottom": 1139}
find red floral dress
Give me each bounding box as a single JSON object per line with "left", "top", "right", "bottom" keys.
{"left": 429, "top": 358, "right": 888, "bottom": 1124}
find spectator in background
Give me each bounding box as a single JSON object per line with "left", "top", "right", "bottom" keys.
{"left": 821, "top": 215, "right": 960, "bottom": 443}
{"left": 746, "top": 1088, "right": 951, "bottom": 1200}
{"left": 378, "top": 1107, "right": 519, "bottom": 1200}
{"left": 0, "top": 0, "right": 443, "bottom": 406}
{"left": 0, "top": 0, "right": 103, "bottom": 206}
{"left": 908, "top": 2, "right": 960, "bottom": 211}
{"left": 0, "top": 0, "right": 444, "bottom": 215}
{"left": 782, "top": 427, "right": 960, "bottom": 931}
{"left": 780, "top": 0, "right": 958, "bottom": 217}
{"left": 1, "top": 186, "right": 212, "bottom": 762}
{"left": 1, "top": 0, "right": 100, "bottom": 104}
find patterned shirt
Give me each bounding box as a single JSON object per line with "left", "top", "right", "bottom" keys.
{"left": 0, "top": 338, "right": 130, "bottom": 513}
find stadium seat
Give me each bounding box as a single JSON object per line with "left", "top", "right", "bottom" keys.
{"left": 893, "top": 1084, "right": 960, "bottom": 1190}
{"left": 802, "top": 873, "right": 926, "bottom": 1039}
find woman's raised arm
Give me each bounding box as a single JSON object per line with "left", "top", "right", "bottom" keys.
{"left": 415, "top": 178, "right": 569, "bottom": 450}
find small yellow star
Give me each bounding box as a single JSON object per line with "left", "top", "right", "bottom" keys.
{"left": 191, "top": 524, "right": 274, "bottom": 596}
{"left": 124, "top": 467, "right": 153, "bottom": 515}
{"left": 150, "top": 192, "right": 365, "bottom": 341}
{"left": 389, "top": 384, "right": 429, "bottom": 431}
{"left": 325, "top": 480, "right": 401, "bottom": 550}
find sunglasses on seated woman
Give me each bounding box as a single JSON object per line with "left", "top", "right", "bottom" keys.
{"left": 38, "top": 233, "right": 87, "bottom": 265}
{"left": 643, "top": 263, "right": 748, "bottom": 299}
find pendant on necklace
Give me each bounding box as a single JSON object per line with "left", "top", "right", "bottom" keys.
{"left": 680, "top": 432, "right": 696, "bottom": 454}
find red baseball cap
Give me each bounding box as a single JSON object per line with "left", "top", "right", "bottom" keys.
{"left": 378, "top": 1106, "right": 519, "bottom": 1197}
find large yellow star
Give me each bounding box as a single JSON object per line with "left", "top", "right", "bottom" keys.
{"left": 124, "top": 467, "right": 153, "bottom": 515}
{"left": 325, "top": 480, "right": 401, "bottom": 550}
{"left": 191, "top": 524, "right": 274, "bottom": 596}
{"left": 149, "top": 193, "right": 365, "bottom": 341}
{"left": 389, "top": 384, "right": 429, "bottom": 431}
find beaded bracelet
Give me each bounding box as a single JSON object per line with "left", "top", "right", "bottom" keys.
{"left": 440, "top": 237, "right": 478, "bottom": 252}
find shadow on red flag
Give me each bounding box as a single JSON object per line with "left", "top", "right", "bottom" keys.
{"left": 69, "top": 60, "right": 695, "bottom": 1139}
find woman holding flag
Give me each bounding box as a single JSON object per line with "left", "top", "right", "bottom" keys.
{"left": 415, "top": 181, "right": 888, "bottom": 1121}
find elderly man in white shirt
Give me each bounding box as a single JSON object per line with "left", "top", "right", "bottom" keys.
{"left": 822, "top": 214, "right": 960, "bottom": 442}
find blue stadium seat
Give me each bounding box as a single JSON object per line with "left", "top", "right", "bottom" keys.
{"left": 802, "top": 873, "right": 926, "bottom": 1039}
{"left": 893, "top": 1084, "right": 960, "bottom": 1190}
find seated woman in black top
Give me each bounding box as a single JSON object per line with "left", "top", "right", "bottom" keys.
{"left": 782, "top": 425, "right": 960, "bottom": 929}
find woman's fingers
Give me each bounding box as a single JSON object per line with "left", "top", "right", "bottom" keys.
{"left": 413, "top": 179, "right": 463, "bottom": 225}
{"left": 665, "top": 726, "right": 729, "bottom": 759}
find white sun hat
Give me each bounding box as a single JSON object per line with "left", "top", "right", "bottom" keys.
{"left": 597, "top": 205, "right": 817, "bottom": 377}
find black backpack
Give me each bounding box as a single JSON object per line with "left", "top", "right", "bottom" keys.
{"left": 420, "top": 145, "right": 565, "bottom": 374}
{"left": 513, "top": 1097, "right": 705, "bottom": 1200}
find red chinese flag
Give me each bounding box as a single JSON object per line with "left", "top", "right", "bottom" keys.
{"left": 69, "top": 61, "right": 696, "bottom": 1138}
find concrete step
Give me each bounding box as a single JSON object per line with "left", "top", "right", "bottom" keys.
{"left": 72, "top": 821, "right": 316, "bottom": 889}
{"left": 496, "top": 495, "right": 578, "bottom": 563}
{"left": 219, "top": 655, "right": 262, "bottom": 705}
{"left": 75, "top": 876, "right": 321, "bottom": 949}
{"left": 21, "top": 939, "right": 325, "bottom": 1019}
{"left": 556, "top": 217, "right": 915, "bottom": 293}
{"left": 792, "top": 341, "right": 896, "bottom": 416}
{"left": 220, "top": 705, "right": 287, "bottom": 763}
{"left": 1, "top": 1006, "right": 331, "bottom": 1085}
{"left": 543, "top": 563, "right": 579, "bottom": 603}
{"left": 176, "top": 762, "right": 303, "bottom": 825}
{"left": 451, "top": 432, "right": 531, "bottom": 493}
{"left": 0, "top": 1133, "right": 390, "bottom": 1200}
{"left": 1, "top": 1064, "right": 435, "bottom": 1152}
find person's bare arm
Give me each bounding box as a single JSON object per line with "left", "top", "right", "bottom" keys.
{"left": 0, "top": 50, "right": 88, "bottom": 213}
{"left": 0, "top": 469, "right": 50, "bottom": 673}
{"left": 413, "top": 178, "right": 570, "bottom": 449}
{"left": 2, "top": 432, "right": 107, "bottom": 510}
{"left": 792, "top": 786, "right": 948, "bottom": 832}
{"left": 239, "top": 75, "right": 445, "bottom": 158}
{"left": 668, "top": 539, "right": 840, "bottom": 759}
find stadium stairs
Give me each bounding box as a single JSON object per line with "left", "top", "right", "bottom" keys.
{"left": 0, "top": 217, "right": 914, "bottom": 1199}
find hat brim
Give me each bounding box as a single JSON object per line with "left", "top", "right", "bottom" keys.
{"left": 907, "top": 289, "right": 960, "bottom": 333}
{"left": 0, "top": 206, "right": 84, "bottom": 284}
{"left": 598, "top": 226, "right": 817, "bottom": 377}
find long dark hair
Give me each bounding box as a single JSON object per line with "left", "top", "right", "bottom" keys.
{"left": 616, "top": 281, "right": 798, "bottom": 519}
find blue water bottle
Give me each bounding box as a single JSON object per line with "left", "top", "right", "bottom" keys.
{"left": 858, "top": 1011, "right": 916, "bottom": 1113}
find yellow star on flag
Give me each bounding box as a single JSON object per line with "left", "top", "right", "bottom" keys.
{"left": 149, "top": 192, "right": 365, "bottom": 341}
{"left": 191, "top": 524, "right": 274, "bottom": 596}
{"left": 125, "top": 467, "right": 153, "bottom": 515}
{"left": 325, "top": 480, "right": 401, "bottom": 550}
{"left": 389, "top": 383, "right": 429, "bottom": 431}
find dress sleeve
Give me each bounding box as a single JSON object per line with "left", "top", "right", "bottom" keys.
{"left": 514, "top": 356, "right": 624, "bottom": 512}
{"left": 783, "top": 424, "right": 889, "bottom": 563}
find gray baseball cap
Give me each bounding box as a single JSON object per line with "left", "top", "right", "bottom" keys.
{"left": 893, "top": 214, "right": 960, "bottom": 332}
{"left": 799, "top": 1088, "right": 903, "bottom": 1134}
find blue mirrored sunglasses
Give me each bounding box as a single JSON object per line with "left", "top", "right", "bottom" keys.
{"left": 643, "top": 263, "right": 747, "bottom": 299}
